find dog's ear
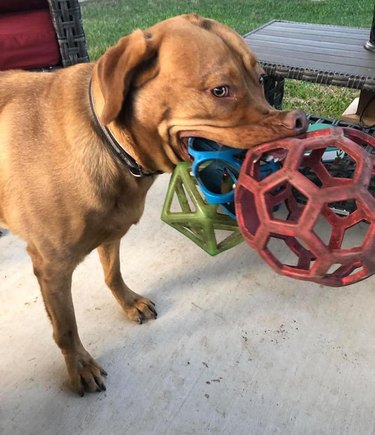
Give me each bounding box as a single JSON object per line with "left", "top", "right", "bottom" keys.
{"left": 96, "top": 29, "right": 156, "bottom": 125}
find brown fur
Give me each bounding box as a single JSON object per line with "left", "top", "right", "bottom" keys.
{"left": 0, "top": 14, "right": 306, "bottom": 395}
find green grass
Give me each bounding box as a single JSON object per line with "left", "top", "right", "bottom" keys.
{"left": 282, "top": 81, "right": 358, "bottom": 118}
{"left": 81, "top": 0, "right": 372, "bottom": 118}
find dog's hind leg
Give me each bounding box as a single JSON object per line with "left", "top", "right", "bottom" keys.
{"left": 97, "top": 239, "right": 157, "bottom": 324}
{"left": 27, "top": 243, "right": 107, "bottom": 396}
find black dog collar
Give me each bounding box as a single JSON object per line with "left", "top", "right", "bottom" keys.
{"left": 88, "top": 80, "right": 157, "bottom": 178}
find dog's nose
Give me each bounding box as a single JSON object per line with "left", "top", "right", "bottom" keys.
{"left": 283, "top": 109, "right": 308, "bottom": 133}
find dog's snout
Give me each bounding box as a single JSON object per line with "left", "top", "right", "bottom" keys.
{"left": 284, "top": 109, "right": 308, "bottom": 133}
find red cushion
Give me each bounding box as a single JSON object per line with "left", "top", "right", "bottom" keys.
{"left": 0, "top": 9, "right": 61, "bottom": 70}
{"left": 0, "top": 0, "right": 48, "bottom": 13}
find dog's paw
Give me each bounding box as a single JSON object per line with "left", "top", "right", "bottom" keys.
{"left": 123, "top": 292, "right": 157, "bottom": 324}
{"left": 64, "top": 350, "right": 107, "bottom": 396}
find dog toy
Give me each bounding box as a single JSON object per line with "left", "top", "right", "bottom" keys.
{"left": 188, "top": 138, "right": 245, "bottom": 219}
{"left": 161, "top": 161, "right": 243, "bottom": 256}
{"left": 188, "top": 137, "right": 280, "bottom": 219}
{"left": 235, "top": 127, "right": 375, "bottom": 286}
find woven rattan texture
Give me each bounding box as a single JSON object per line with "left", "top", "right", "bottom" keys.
{"left": 48, "top": 0, "right": 89, "bottom": 66}
{"left": 264, "top": 76, "right": 284, "bottom": 109}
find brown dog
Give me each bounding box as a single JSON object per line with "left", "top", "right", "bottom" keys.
{"left": 0, "top": 14, "right": 307, "bottom": 395}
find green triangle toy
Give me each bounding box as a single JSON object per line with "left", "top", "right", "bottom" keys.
{"left": 161, "top": 162, "right": 243, "bottom": 256}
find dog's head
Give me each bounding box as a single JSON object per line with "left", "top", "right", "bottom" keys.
{"left": 93, "top": 14, "right": 307, "bottom": 172}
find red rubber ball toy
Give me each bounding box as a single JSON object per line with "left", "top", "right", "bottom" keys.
{"left": 235, "top": 127, "right": 375, "bottom": 287}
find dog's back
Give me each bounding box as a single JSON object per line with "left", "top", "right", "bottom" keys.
{"left": 0, "top": 66, "right": 94, "bottom": 234}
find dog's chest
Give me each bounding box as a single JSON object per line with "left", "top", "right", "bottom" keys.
{"left": 97, "top": 176, "right": 154, "bottom": 238}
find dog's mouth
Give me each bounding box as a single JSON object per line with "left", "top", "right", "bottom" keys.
{"left": 178, "top": 131, "right": 222, "bottom": 162}
{"left": 178, "top": 135, "right": 193, "bottom": 162}
{"left": 177, "top": 130, "right": 290, "bottom": 167}
{"left": 176, "top": 127, "right": 282, "bottom": 163}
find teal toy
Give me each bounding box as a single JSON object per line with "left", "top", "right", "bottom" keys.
{"left": 188, "top": 138, "right": 245, "bottom": 219}
{"left": 161, "top": 162, "right": 243, "bottom": 256}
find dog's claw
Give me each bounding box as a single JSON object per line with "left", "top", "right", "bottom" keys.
{"left": 148, "top": 303, "right": 158, "bottom": 317}
{"left": 66, "top": 350, "right": 107, "bottom": 396}
{"left": 96, "top": 382, "right": 106, "bottom": 392}
{"left": 123, "top": 293, "right": 157, "bottom": 324}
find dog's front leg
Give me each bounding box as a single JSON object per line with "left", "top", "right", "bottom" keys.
{"left": 27, "top": 244, "right": 107, "bottom": 396}
{"left": 97, "top": 239, "right": 157, "bottom": 324}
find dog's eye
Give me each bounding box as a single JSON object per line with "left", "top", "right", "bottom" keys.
{"left": 259, "top": 74, "right": 266, "bottom": 85}
{"left": 211, "top": 86, "right": 230, "bottom": 98}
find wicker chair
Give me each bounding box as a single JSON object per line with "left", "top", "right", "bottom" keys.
{"left": 263, "top": 76, "right": 284, "bottom": 110}
{"left": 48, "top": 0, "right": 89, "bottom": 66}
{"left": 0, "top": 0, "right": 88, "bottom": 71}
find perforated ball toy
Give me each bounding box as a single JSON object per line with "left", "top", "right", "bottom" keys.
{"left": 235, "top": 127, "right": 375, "bottom": 286}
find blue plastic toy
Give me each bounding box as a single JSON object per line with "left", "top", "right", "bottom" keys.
{"left": 188, "top": 138, "right": 280, "bottom": 219}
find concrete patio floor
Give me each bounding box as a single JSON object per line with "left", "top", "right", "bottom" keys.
{"left": 1, "top": 174, "right": 375, "bottom": 435}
